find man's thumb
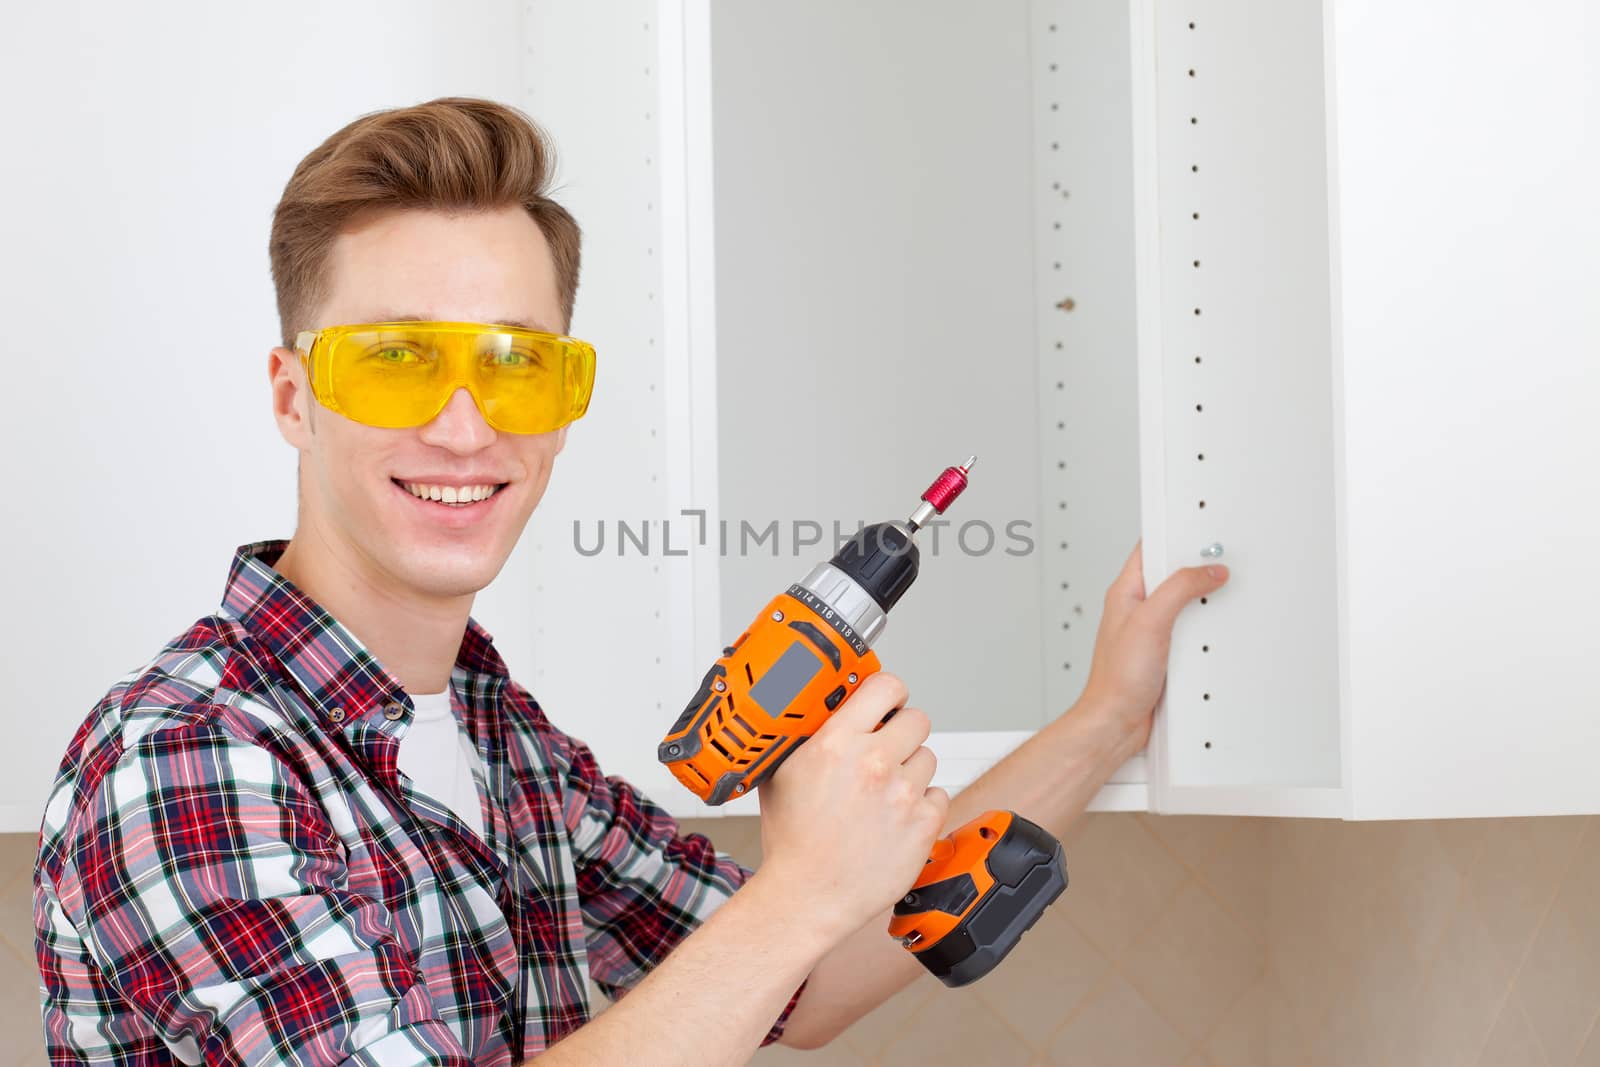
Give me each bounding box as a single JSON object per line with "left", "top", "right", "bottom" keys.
{"left": 1142, "top": 563, "right": 1229, "bottom": 629}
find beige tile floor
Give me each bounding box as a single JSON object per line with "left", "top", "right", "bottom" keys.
{"left": 1, "top": 813, "right": 1595, "bottom": 1066}
{"left": 677, "top": 813, "right": 1600, "bottom": 1067}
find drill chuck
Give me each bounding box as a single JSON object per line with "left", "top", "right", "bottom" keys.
{"left": 827, "top": 521, "right": 920, "bottom": 617}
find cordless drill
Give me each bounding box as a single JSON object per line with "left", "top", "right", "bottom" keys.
{"left": 658, "top": 459, "right": 1068, "bottom": 987}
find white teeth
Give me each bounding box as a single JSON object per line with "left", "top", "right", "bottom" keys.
{"left": 401, "top": 481, "right": 500, "bottom": 503}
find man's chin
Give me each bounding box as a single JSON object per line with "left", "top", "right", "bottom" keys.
{"left": 391, "top": 544, "right": 504, "bottom": 600}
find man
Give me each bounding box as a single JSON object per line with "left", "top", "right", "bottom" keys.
{"left": 34, "top": 97, "right": 1228, "bottom": 1065}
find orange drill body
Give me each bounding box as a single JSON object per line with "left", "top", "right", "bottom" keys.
{"left": 658, "top": 586, "right": 882, "bottom": 805}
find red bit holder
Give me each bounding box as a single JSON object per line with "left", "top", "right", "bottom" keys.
{"left": 921, "top": 455, "right": 976, "bottom": 514}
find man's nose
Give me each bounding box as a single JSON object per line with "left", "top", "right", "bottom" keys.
{"left": 418, "top": 386, "right": 497, "bottom": 449}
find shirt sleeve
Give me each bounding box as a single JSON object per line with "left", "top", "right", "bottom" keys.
{"left": 550, "top": 719, "right": 808, "bottom": 1048}
{"left": 41, "top": 716, "right": 474, "bottom": 1067}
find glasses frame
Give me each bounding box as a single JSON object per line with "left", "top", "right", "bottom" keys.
{"left": 293, "top": 319, "right": 596, "bottom": 434}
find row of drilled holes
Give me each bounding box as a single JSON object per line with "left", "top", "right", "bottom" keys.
{"left": 1189, "top": 16, "right": 1217, "bottom": 752}
{"left": 643, "top": 19, "right": 667, "bottom": 711}
{"left": 1044, "top": 18, "right": 1085, "bottom": 678}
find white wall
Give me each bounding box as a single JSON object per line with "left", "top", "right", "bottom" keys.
{"left": 0, "top": 0, "right": 540, "bottom": 831}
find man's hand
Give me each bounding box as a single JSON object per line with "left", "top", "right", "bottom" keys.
{"left": 752, "top": 672, "right": 949, "bottom": 948}
{"left": 1079, "top": 539, "right": 1231, "bottom": 756}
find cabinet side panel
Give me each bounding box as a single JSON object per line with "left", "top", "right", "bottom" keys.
{"left": 521, "top": 1, "right": 693, "bottom": 809}
{"left": 1031, "top": 0, "right": 1147, "bottom": 768}
{"left": 1333, "top": 0, "right": 1600, "bottom": 818}
{"left": 1153, "top": 0, "right": 1342, "bottom": 789}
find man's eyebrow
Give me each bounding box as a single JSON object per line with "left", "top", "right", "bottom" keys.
{"left": 368, "top": 312, "right": 561, "bottom": 333}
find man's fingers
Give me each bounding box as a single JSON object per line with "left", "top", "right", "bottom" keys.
{"left": 1140, "top": 562, "right": 1229, "bottom": 630}
{"left": 870, "top": 705, "right": 932, "bottom": 763}
{"left": 819, "top": 671, "right": 909, "bottom": 737}
{"left": 901, "top": 745, "right": 938, "bottom": 793}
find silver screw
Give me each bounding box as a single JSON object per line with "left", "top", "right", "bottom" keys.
{"left": 1201, "top": 542, "right": 1224, "bottom": 559}
{"left": 772, "top": 610, "right": 784, "bottom": 622}
{"left": 714, "top": 679, "right": 726, "bottom": 691}
{"left": 847, "top": 673, "right": 858, "bottom": 684}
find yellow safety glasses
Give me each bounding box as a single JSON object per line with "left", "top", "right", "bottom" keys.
{"left": 294, "top": 320, "right": 596, "bottom": 435}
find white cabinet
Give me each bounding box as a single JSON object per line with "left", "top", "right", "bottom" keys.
{"left": 11, "top": 1, "right": 1587, "bottom": 839}
{"left": 523, "top": 0, "right": 1598, "bottom": 821}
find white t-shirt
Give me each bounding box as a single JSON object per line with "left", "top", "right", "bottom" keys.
{"left": 396, "top": 688, "right": 487, "bottom": 841}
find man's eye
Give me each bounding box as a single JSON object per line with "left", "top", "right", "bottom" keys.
{"left": 364, "top": 345, "right": 427, "bottom": 365}
{"left": 486, "top": 349, "right": 540, "bottom": 368}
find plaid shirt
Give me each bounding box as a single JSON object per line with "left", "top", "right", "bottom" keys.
{"left": 34, "top": 538, "right": 806, "bottom": 1065}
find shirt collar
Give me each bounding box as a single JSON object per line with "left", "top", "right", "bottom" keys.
{"left": 219, "top": 538, "right": 511, "bottom": 727}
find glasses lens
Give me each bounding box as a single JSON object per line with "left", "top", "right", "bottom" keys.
{"left": 319, "top": 324, "right": 594, "bottom": 434}
{"left": 324, "top": 327, "right": 447, "bottom": 428}
{"left": 474, "top": 332, "right": 567, "bottom": 433}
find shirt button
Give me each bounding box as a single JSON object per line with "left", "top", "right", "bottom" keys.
{"left": 383, "top": 701, "right": 407, "bottom": 721}
{"left": 327, "top": 706, "right": 346, "bottom": 723}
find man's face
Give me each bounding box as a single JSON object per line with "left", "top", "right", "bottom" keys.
{"left": 270, "top": 204, "right": 569, "bottom": 601}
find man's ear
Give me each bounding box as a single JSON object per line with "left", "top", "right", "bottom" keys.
{"left": 269, "top": 345, "right": 315, "bottom": 447}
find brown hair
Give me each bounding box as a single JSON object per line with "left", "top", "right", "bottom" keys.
{"left": 268, "top": 96, "right": 582, "bottom": 346}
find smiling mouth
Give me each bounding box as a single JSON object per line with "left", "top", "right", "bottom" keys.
{"left": 392, "top": 478, "right": 510, "bottom": 507}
